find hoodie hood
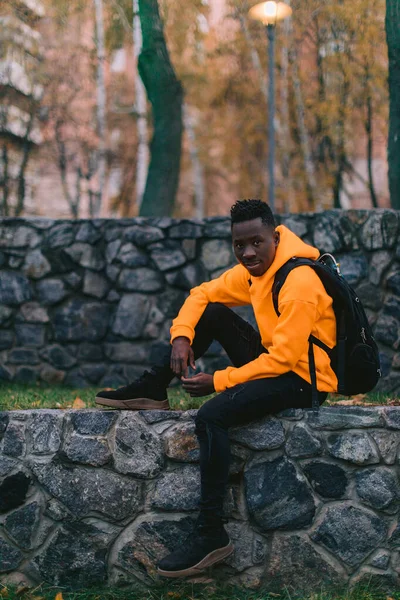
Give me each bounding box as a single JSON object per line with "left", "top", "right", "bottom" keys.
{"left": 248, "top": 224, "right": 320, "bottom": 292}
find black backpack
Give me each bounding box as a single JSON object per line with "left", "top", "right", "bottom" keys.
{"left": 272, "top": 253, "right": 381, "bottom": 410}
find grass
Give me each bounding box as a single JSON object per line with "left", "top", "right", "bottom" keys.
{"left": 0, "top": 383, "right": 397, "bottom": 412}
{"left": 1, "top": 582, "right": 399, "bottom": 600}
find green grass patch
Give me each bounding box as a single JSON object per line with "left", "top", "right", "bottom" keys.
{"left": 1, "top": 582, "right": 399, "bottom": 600}
{"left": 0, "top": 382, "right": 397, "bottom": 412}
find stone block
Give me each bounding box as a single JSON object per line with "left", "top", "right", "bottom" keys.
{"left": 383, "top": 407, "right": 400, "bottom": 429}
{"left": 203, "top": 218, "right": 231, "bottom": 238}
{"left": 355, "top": 467, "right": 400, "bottom": 512}
{"left": 103, "top": 342, "right": 150, "bottom": 363}
{"left": 200, "top": 239, "right": 234, "bottom": 272}
{"left": 76, "top": 222, "right": 102, "bottom": 244}
{"left": 0, "top": 472, "right": 31, "bottom": 514}
{"left": 0, "top": 272, "right": 32, "bottom": 305}
{"left": 28, "top": 412, "right": 62, "bottom": 454}
{"left": 8, "top": 348, "right": 39, "bottom": 365}
{"left": 53, "top": 300, "right": 110, "bottom": 342}
{"left": 361, "top": 211, "right": 399, "bottom": 250}
{"left": 3, "top": 422, "right": 26, "bottom": 458}
{"left": 15, "top": 324, "right": 45, "bottom": 347}
{"left": 165, "top": 262, "right": 208, "bottom": 291}
{"left": 116, "top": 243, "right": 148, "bottom": 268}
{"left": 77, "top": 343, "right": 104, "bottom": 362}
{"left": 0, "top": 537, "right": 23, "bottom": 573}
{"left": 39, "top": 344, "right": 76, "bottom": 369}
{"left": 164, "top": 421, "right": 199, "bottom": 462}
{"left": 45, "top": 223, "right": 75, "bottom": 248}
{"left": 230, "top": 417, "right": 285, "bottom": 450}
{"left": 19, "top": 302, "right": 49, "bottom": 323}
{"left": 64, "top": 243, "right": 105, "bottom": 271}
{"left": 370, "top": 430, "right": 399, "bottom": 464}
{"left": 244, "top": 456, "right": 315, "bottom": 531}
{"left": 369, "top": 250, "right": 392, "bottom": 285}
{"left": 62, "top": 432, "right": 111, "bottom": 466}
{"left": 335, "top": 253, "right": 368, "bottom": 286}
{"left": 22, "top": 249, "right": 51, "bottom": 279}
{"left": 0, "top": 456, "right": 17, "bottom": 477}
{"left": 139, "top": 410, "right": 181, "bottom": 424}
{"left": 0, "top": 412, "right": 9, "bottom": 438}
{"left": 0, "top": 304, "right": 12, "bottom": 324}
{"left": 118, "top": 267, "right": 164, "bottom": 292}
{"left": 0, "top": 330, "right": 14, "bottom": 350}
{"left": 36, "top": 278, "right": 67, "bottom": 305}
{"left": 106, "top": 239, "right": 121, "bottom": 263}
{"left": 311, "top": 504, "right": 387, "bottom": 567}
{"left": 83, "top": 271, "right": 110, "bottom": 299}
{"left": 369, "top": 549, "right": 391, "bottom": 570}
{"left": 69, "top": 410, "right": 117, "bottom": 435}
{"left": 169, "top": 222, "right": 203, "bottom": 239}
{"left": 151, "top": 464, "right": 200, "bottom": 511}
{"left": 81, "top": 363, "right": 107, "bottom": 383}
{"left": 4, "top": 501, "right": 40, "bottom": 550}
{"left": 355, "top": 281, "right": 384, "bottom": 311}
{"left": 302, "top": 461, "right": 348, "bottom": 498}
{"left": 306, "top": 406, "right": 383, "bottom": 429}
{"left": 327, "top": 432, "right": 380, "bottom": 465}
{"left": 112, "top": 413, "right": 164, "bottom": 478}
{"left": 40, "top": 365, "right": 65, "bottom": 385}
{"left": 112, "top": 294, "right": 150, "bottom": 339}
{"left": 285, "top": 424, "right": 322, "bottom": 458}
{"left": 150, "top": 240, "right": 187, "bottom": 272}
{"left": 30, "top": 461, "right": 142, "bottom": 521}
{"left": 15, "top": 367, "right": 37, "bottom": 384}
{"left": 123, "top": 224, "right": 164, "bottom": 246}
{"left": 225, "top": 521, "right": 268, "bottom": 572}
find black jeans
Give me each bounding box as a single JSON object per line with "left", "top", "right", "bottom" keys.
{"left": 163, "top": 302, "right": 327, "bottom": 525}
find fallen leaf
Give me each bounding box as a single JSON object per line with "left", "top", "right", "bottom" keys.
{"left": 54, "top": 593, "right": 64, "bottom": 600}
{"left": 72, "top": 397, "right": 86, "bottom": 409}
{"left": 0, "top": 587, "right": 8, "bottom": 598}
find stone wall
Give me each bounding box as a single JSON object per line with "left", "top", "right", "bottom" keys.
{"left": 0, "top": 406, "right": 400, "bottom": 591}
{"left": 0, "top": 209, "right": 399, "bottom": 391}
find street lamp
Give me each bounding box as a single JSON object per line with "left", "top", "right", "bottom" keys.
{"left": 248, "top": 1, "right": 292, "bottom": 212}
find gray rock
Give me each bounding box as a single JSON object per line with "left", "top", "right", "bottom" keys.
{"left": 8, "top": 255, "right": 23, "bottom": 268}
{"left": 123, "top": 224, "right": 164, "bottom": 246}
{"left": 106, "top": 290, "right": 120, "bottom": 302}
{"left": 383, "top": 408, "right": 400, "bottom": 429}
{"left": 225, "top": 521, "right": 268, "bottom": 572}
{"left": 230, "top": 417, "right": 285, "bottom": 450}
{"left": 181, "top": 238, "right": 197, "bottom": 259}
{"left": 118, "top": 267, "right": 164, "bottom": 292}
{"left": 83, "top": 271, "right": 110, "bottom": 299}
{"left": 313, "top": 213, "right": 346, "bottom": 253}
{"left": 46, "top": 223, "right": 75, "bottom": 248}
{"left": 54, "top": 300, "right": 110, "bottom": 342}
{"left": 375, "top": 312, "right": 399, "bottom": 347}
{"left": 103, "top": 342, "right": 150, "bottom": 363}
{"left": 44, "top": 498, "right": 72, "bottom": 521}
{"left": 0, "top": 330, "right": 14, "bottom": 349}
{"left": 370, "top": 430, "right": 399, "bottom": 464}
{"left": 104, "top": 225, "right": 123, "bottom": 242}
{"left": 0, "top": 365, "right": 12, "bottom": 381}
{"left": 327, "top": 432, "right": 380, "bottom": 465}
{"left": 267, "top": 534, "right": 344, "bottom": 592}
{"left": 150, "top": 241, "right": 187, "bottom": 272}
{"left": 362, "top": 211, "right": 399, "bottom": 250}
{"left": 77, "top": 343, "right": 104, "bottom": 362}
{"left": 151, "top": 464, "right": 200, "bottom": 511}
{"left": 203, "top": 218, "right": 231, "bottom": 238}
{"left": 0, "top": 537, "right": 23, "bottom": 573}
{"left": 116, "top": 243, "right": 148, "bottom": 268}
{"left": 3, "top": 422, "right": 26, "bottom": 458}
{"left": 285, "top": 424, "right": 322, "bottom": 458}
{"left": 201, "top": 239, "right": 234, "bottom": 272}
{"left": 15, "top": 324, "right": 45, "bottom": 347}
{"left": 302, "top": 461, "right": 348, "bottom": 498}
{"left": 0, "top": 304, "right": 12, "bottom": 324}
{"left": 30, "top": 461, "right": 142, "bottom": 521}
{"left": 0, "top": 472, "right": 31, "bottom": 514}
{"left": 4, "top": 502, "right": 40, "bottom": 549}
{"left": 281, "top": 216, "right": 308, "bottom": 238}
{"left": 164, "top": 421, "right": 199, "bottom": 462}
{"left": 64, "top": 243, "right": 105, "bottom": 271}
{"left": 370, "top": 550, "right": 391, "bottom": 570}
{"left": 156, "top": 288, "right": 186, "bottom": 319}
{"left": 306, "top": 406, "right": 383, "bottom": 429}
{"left": 369, "top": 251, "right": 392, "bottom": 285}
{"left": 112, "top": 294, "right": 150, "bottom": 339}
{"left": 0, "top": 272, "right": 32, "bottom": 305}
{"left": 40, "top": 344, "right": 76, "bottom": 369}
{"left": 81, "top": 363, "right": 107, "bottom": 383}
{"left": 8, "top": 347, "right": 39, "bottom": 365}
{"left": 112, "top": 413, "right": 164, "bottom": 478}
{"left": 19, "top": 302, "right": 49, "bottom": 322}
{"left": 0, "top": 225, "right": 40, "bottom": 248}
{"left": 40, "top": 365, "right": 65, "bottom": 385}
{"left": 63, "top": 433, "right": 111, "bottom": 466}
{"left": 33, "top": 521, "right": 110, "bottom": 588}
{"left": 36, "top": 278, "right": 67, "bottom": 305}
{"left": 244, "top": 456, "right": 315, "bottom": 531}
{"left": 106, "top": 239, "right": 121, "bottom": 263}
{"left": 63, "top": 368, "right": 91, "bottom": 388}
{"left": 115, "top": 515, "right": 195, "bottom": 578}
{"left": 0, "top": 456, "right": 17, "bottom": 477}
{"left": 69, "top": 410, "right": 117, "bottom": 435}
{"left": 169, "top": 222, "right": 203, "bottom": 239}
{"left": 15, "top": 367, "right": 37, "bottom": 384}
{"left": 75, "top": 222, "right": 102, "bottom": 244}
{"left": 63, "top": 272, "right": 82, "bottom": 290}
{"left": 335, "top": 253, "right": 368, "bottom": 286}
{"left": 28, "top": 412, "right": 62, "bottom": 454}
{"left": 355, "top": 467, "right": 399, "bottom": 511}
{"left": 0, "top": 412, "right": 9, "bottom": 438}
{"left": 139, "top": 410, "right": 181, "bottom": 424}
{"left": 311, "top": 504, "right": 387, "bottom": 567}
{"left": 387, "top": 271, "right": 400, "bottom": 296}
{"left": 22, "top": 250, "right": 51, "bottom": 279}
{"left": 165, "top": 262, "right": 208, "bottom": 290}
{"left": 355, "top": 281, "right": 384, "bottom": 311}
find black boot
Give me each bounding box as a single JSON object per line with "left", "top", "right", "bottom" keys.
{"left": 95, "top": 367, "right": 170, "bottom": 410}
{"left": 157, "top": 519, "right": 233, "bottom": 578}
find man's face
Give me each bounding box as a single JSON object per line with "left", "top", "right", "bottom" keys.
{"left": 232, "top": 217, "right": 279, "bottom": 277}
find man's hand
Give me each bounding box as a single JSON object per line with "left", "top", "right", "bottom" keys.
{"left": 181, "top": 373, "right": 215, "bottom": 397}
{"left": 170, "top": 336, "right": 195, "bottom": 378}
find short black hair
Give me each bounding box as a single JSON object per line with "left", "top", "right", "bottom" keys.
{"left": 230, "top": 199, "right": 275, "bottom": 229}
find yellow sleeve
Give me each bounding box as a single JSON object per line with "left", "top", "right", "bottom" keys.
{"left": 170, "top": 264, "right": 251, "bottom": 344}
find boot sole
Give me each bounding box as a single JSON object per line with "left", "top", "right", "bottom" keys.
{"left": 157, "top": 542, "right": 234, "bottom": 578}
{"left": 95, "top": 397, "right": 169, "bottom": 410}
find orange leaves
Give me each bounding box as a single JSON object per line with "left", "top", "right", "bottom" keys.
{"left": 72, "top": 397, "right": 86, "bottom": 409}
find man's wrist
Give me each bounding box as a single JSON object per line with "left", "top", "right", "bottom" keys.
{"left": 172, "top": 336, "right": 190, "bottom": 345}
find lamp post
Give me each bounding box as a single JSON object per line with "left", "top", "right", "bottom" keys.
{"left": 248, "top": 1, "right": 292, "bottom": 212}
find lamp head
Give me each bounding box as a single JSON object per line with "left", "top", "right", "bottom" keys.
{"left": 248, "top": 1, "right": 292, "bottom": 26}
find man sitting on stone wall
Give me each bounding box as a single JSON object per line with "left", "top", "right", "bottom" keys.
{"left": 95, "top": 199, "right": 337, "bottom": 578}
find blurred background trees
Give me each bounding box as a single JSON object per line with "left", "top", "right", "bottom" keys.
{"left": 0, "top": 0, "right": 394, "bottom": 218}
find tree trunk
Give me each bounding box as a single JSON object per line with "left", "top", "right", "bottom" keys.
{"left": 365, "top": 90, "right": 379, "bottom": 208}
{"left": 93, "top": 0, "right": 107, "bottom": 217}
{"left": 1, "top": 145, "right": 9, "bottom": 217}
{"left": 138, "top": 0, "right": 183, "bottom": 217}
{"left": 133, "top": 0, "right": 149, "bottom": 211}
{"left": 386, "top": 0, "right": 400, "bottom": 208}
{"left": 280, "top": 17, "right": 293, "bottom": 212}
{"left": 183, "top": 103, "right": 205, "bottom": 218}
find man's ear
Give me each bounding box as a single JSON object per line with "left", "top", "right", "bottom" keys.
{"left": 274, "top": 231, "right": 280, "bottom": 247}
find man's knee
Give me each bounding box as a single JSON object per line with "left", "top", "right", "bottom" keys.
{"left": 198, "top": 302, "right": 229, "bottom": 326}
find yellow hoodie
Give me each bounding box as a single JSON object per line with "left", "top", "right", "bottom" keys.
{"left": 170, "top": 225, "right": 338, "bottom": 394}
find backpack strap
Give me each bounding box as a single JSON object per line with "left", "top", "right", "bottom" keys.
{"left": 308, "top": 341, "right": 320, "bottom": 411}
